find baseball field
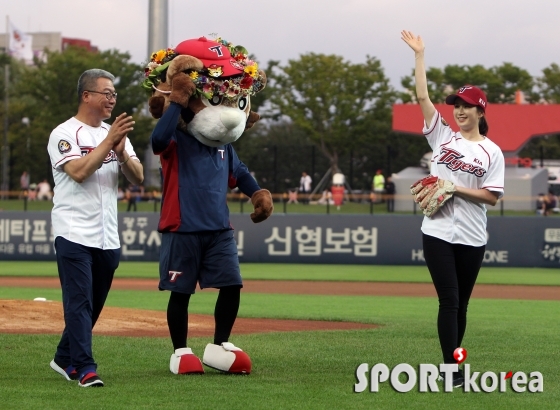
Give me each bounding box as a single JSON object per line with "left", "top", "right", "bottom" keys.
{"left": 0, "top": 262, "right": 559, "bottom": 409}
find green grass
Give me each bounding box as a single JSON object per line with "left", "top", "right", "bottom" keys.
{"left": 0, "top": 285, "right": 558, "bottom": 409}
{"left": 2, "top": 261, "right": 560, "bottom": 286}
{"left": 0, "top": 198, "right": 553, "bottom": 216}
{"left": 0, "top": 198, "right": 385, "bottom": 214}
{"left": 1, "top": 262, "right": 558, "bottom": 409}
{"left": 0, "top": 199, "right": 160, "bottom": 213}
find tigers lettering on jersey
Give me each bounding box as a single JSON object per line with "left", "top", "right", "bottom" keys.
{"left": 80, "top": 146, "right": 118, "bottom": 164}
{"left": 437, "top": 147, "right": 487, "bottom": 177}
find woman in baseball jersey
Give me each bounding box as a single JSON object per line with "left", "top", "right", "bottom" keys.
{"left": 401, "top": 30, "right": 505, "bottom": 388}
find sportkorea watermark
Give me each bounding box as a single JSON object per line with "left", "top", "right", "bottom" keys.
{"left": 354, "top": 348, "right": 543, "bottom": 393}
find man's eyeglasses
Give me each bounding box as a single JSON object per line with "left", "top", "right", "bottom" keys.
{"left": 85, "top": 90, "right": 118, "bottom": 100}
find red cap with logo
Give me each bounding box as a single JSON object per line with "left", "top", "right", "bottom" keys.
{"left": 174, "top": 37, "right": 245, "bottom": 77}
{"left": 445, "top": 85, "right": 488, "bottom": 112}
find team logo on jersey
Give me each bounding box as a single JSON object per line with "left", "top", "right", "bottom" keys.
{"left": 58, "top": 139, "right": 72, "bottom": 154}
{"left": 104, "top": 151, "right": 118, "bottom": 163}
{"left": 81, "top": 146, "right": 94, "bottom": 157}
{"left": 168, "top": 271, "right": 183, "bottom": 282}
{"left": 441, "top": 117, "right": 449, "bottom": 127}
{"left": 437, "top": 147, "right": 487, "bottom": 177}
{"left": 80, "top": 146, "right": 117, "bottom": 165}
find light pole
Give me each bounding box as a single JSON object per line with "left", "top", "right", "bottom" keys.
{"left": 22, "top": 117, "right": 30, "bottom": 168}
{"left": 21, "top": 117, "right": 30, "bottom": 211}
{"left": 1, "top": 64, "right": 9, "bottom": 200}
{"left": 22, "top": 117, "right": 30, "bottom": 147}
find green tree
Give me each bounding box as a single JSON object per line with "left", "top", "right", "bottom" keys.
{"left": 519, "top": 134, "right": 560, "bottom": 162}
{"left": 399, "top": 63, "right": 535, "bottom": 104}
{"left": 266, "top": 53, "right": 395, "bottom": 175}
{"left": 522, "top": 64, "right": 560, "bottom": 160}
{"left": 233, "top": 121, "right": 327, "bottom": 193}
{"left": 489, "top": 63, "right": 535, "bottom": 103}
{"left": 233, "top": 115, "right": 430, "bottom": 193}
{"left": 0, "top": 56, "right": 32, "bottom": 194}
{"left": 400, "top": 66, "right": 448, "bottom": 103}
{"left": 536, "top": 63, "right": 560, "bottom": 103}
{"left": 8, "top": 46, "right": 153, "bottom": 189}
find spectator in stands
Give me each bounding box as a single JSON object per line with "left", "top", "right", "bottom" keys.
{"left": 372, "top": 169, "right": 385, "bottom": 203}
{"left": 287, "top": 188, "right": 299, "bottom": 204}
{"left": 384, "top": 176, "right": 396, "bottom": 212}
{"left": 317, "top": 189, "right": 334, "bottom": 205}
{"left": 542, "top": 190, "right": 558, "bottom": 216}
{"left": 20, "top": 171, "right": 30, "bottom": 198}
{"left": 299, "top": 171, "right": 312, "bottom": 204}
{"left": 37, "top": 179, "right": 53, "bottom": 201}
{"left": 536, "top": 193, "right": 546, "bottom": 215}
{"left": 126, "top": 184, "right": 143, "bottom": 212}
{"left": 28, "top": 183, "right": 37, "bottom": 201}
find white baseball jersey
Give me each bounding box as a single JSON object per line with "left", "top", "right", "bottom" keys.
{"left": 421, "top": 111, "right": 505, "bottom": 246}
{"left": 47, "top": 117, "right": 138, "bottom": 249}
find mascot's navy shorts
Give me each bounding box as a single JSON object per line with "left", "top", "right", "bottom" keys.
{"left": 158, "top": 230, "right": 242, "bottom": 294}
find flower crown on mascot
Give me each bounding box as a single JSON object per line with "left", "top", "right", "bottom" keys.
{"left": 143, "top": 36, "right": 273, "bottom": 375}
{"left": 142, "top": 36, "right": 265, "bottom": 145}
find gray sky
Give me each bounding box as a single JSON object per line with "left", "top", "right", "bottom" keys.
{"left": 3, "top": 0, "right": 560, "bottom": 89}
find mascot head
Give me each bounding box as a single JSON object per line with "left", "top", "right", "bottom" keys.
{"left": 142, "top": 36, "right": 266, "bottom": 147}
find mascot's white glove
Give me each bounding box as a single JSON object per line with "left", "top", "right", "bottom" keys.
{"left": 250, "top": 189, "right": 274, "bottom": 223}
{"left": 410, "top": 175, "right": 456, "bottom": 218}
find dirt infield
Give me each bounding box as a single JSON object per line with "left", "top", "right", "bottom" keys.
{"left": 0, "top": 299, "right": 377, "bottom": 338}
{"left": 0, "top": 277, "right": 558, "bottom": 338}
{"left": 1, "top": 277, "right": 559, "bottom": 300}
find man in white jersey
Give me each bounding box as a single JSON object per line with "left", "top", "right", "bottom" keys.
{"left": 402, "top": 30, "right": 504, "bottom": 389}
{"left": 47, "top": 68, "right": 144, "bottom": 387}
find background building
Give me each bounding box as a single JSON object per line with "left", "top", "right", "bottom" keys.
{"left": 0, "top": 32, "right": 97, "bottom": 60}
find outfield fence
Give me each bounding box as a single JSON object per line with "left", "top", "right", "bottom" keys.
{"left": 0, "top": 191, "right": 554, "bottom": 216}
{"left": 1, "top": 211, "right": 559, "bottom": 267}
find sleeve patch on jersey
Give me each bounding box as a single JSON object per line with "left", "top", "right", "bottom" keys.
{"left": 58, "top": 139, "right": 72, "bottom": 154}
{"left": 441, "top": 117, "right": 449, "bottom": 127}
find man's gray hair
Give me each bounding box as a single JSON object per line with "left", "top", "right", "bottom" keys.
{"left": 77, "top": 69, "right": 115, "bottom": 104}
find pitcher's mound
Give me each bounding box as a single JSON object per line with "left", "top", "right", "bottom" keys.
{"left": 0, "top": 299, "right": 376, "bottom": 337}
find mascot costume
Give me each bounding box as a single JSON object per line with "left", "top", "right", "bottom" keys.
{"left": 142, "top": 36, "right": 273, "bottom": 375}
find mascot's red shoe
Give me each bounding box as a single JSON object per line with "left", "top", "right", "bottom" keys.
{"left": 169, "top": 348, "right": 204, "bottom": 374}
{"left": 202, "top": 343, "right": 252, "bottom": 374}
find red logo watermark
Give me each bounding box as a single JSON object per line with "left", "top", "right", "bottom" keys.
{"left": 453, "top": 347, "right": 467, "bottom": 364}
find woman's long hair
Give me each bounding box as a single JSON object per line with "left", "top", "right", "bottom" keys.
{"left": 478, "top": 108, "right": 489, "bottom": 135}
